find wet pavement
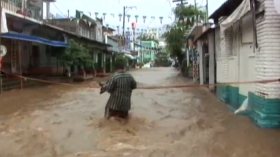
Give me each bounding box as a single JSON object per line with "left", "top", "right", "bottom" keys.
{"left": 0, "top": 67, "right": 280, "bottom": 157}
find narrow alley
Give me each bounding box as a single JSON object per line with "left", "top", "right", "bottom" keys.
{"left": 0, "top": 68, "right": 279, "bottom": 157}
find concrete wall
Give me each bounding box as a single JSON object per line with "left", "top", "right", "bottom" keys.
{"left": 107, "top": 37, "right": 119, "bottom": 52}
{"left": 215, "top": 0, "right": 280, "bottom": 128}
{"left": 51, "top": 20, "right": 77, "bottom": 33}
{"left": 255, "top": 0, "right": 280, "bottom": 99}
{"left": 216, "top": 10, "right": 255, "bottom": 109}
{"left": 239, "top": 13, "right": 255, "bottom": 97}
{"left": 51, "top": 20, "right": 97, "bottom": 40}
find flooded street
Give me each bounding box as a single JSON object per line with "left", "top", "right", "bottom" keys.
{"left": 0, "top": 67, "right": 280, "bottom": 157}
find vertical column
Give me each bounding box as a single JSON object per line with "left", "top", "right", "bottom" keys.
{"left": 46, "top": 2, "right": 50, "bottom": 19}
{"left": 208, "top": 31, "right": 215, "bottom": 91}
{"left": 255, "top": 0, "right": 280, "bottom": 98}
{"left": 110, "top": 56, "right": 112, "bottom": 73}
{"left": 103, "top": 53, "right": 106, "bottom": 73}
{"left": 219, "top": 16, "right": 230, "bottom": 83}
{"left": 198, "top": 40, "right": 203, "bottom": 85}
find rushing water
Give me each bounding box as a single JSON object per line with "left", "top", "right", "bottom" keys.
{"left": 0, "top": 68, "right": 279, "bottom": 157}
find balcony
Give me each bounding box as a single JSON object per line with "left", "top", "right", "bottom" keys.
{"left": 1, "top": 0, "right": 43, "bottom": 21}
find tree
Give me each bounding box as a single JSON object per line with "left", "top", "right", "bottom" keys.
{"left": 163, "top": 5, "right": 206, "bottom": 64}
{"left": 155, "top": 50, "right": 170, "bottom": 67}
{"left": 57, "top": 40, "right": 94, "bottom": 75}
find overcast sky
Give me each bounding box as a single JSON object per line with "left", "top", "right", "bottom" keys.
{"left": 45, "top": 0, "right": 225, "bottom": 30}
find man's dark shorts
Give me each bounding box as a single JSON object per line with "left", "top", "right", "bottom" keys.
{"left": 105, "top": 108, "right": 129, "bottom": 119}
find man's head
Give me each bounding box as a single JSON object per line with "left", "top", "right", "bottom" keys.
{"left": 115, "top": 61, "right": 125, "bottom": 71}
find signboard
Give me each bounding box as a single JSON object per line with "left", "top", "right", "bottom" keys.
{"left": 131, "top": 22, "right": 136, "bottom": 29}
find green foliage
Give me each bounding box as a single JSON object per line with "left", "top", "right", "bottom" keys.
{"left": 57, "top": 39, "right": 94, "bottom": 68}
{"left": 143, "top": 59, "right": 150, "bottom": 64}
{"left": 114, "top": 54, "right": 128, "bottom": 68}
{"left": 155, "top": 51, "right": 169, "bottom": 66}
{"left": 174, "top": 5, "right": 206, "bottom": 25}
{"left": 163, "top": 5, "right": 206, "bottom": 63}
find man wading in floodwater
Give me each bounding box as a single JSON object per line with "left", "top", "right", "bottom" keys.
{"left": 103, "top": 61, "right": 137, "bottom": 120}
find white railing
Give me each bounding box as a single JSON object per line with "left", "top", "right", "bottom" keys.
{"left": 1, "top": 0, "right": 20, "bottom": 13}
{"left": 1, "top": 0, "right": 42, "bottom": 21}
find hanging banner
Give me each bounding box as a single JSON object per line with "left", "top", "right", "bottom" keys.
{"left": 103, "top": 13, "right": 106, "bottom": 20}
{"left": 95, "top": 12, "right": 98, "bottom": 18}
{"left": 135, "top": 15, "right": 139, "bottom": 23}
{"left": 159, "top": 16, "right": 163, "bottom": 24}
{"left": 119, "top": 14, "right": 122, "bottom": 21}
{"left": 143, "top": 16, "right": 147, "bottom": 23}
{"left": 127, "top": 15, "right": 131, "bottom": 22}
{"left": 131, "top": 22, "right": 136, "bottom": 29}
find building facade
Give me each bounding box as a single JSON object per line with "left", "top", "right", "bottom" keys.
{"left": 140, "top": 40, "right": 158, "bottom": 63}
{"left": 207, "top": 0, "right": 280, "bottom": 128}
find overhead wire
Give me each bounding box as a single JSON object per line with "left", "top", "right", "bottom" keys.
{"left": 55, "top": 0, "right": 68, "bottom": 11}
{"left": 52, "top": 3, "right": 68, "bottom": 18}
{"left": 199, "top": 0, "right": 205, "bottom": 7}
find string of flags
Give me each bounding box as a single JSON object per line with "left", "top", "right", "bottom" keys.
{"left": 66, "top": 10, "right": 175, "bottom": 37}
{"left": 72, "top": 10, "right": 168, "bottom": 24}
{"left": 95, "top": 12, "right": 167, "bottom": 24}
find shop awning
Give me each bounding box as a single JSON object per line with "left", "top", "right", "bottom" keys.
{"left": 1, "top": 33, "right": 68, "bottom": 47}
{"left": 124, "top": 53, "right": 135, "bottom": 60}
{"left": 220, "top": 0, "right": 251, "bottom": 30}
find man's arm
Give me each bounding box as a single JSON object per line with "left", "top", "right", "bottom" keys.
{"left": 105, "top": 77, "right": 116, "bottom": 93}
{"left": 131, "top": 76, "right": 137, "bottom": 90}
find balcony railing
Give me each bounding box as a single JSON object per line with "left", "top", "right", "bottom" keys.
{"left": 1, "top": 0, "right": 42, "bottom": 21}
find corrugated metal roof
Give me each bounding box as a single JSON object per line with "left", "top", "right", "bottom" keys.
{"left": 208, "top": 0, "right": 244, "bottom": 21}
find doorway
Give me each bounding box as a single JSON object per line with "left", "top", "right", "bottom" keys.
{"left": 31, "top": 45, "right": 40, "bottom": 67}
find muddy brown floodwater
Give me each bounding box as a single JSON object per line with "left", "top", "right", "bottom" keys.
{"left": 0, "top": 67, "right": 280, "bottom": 157}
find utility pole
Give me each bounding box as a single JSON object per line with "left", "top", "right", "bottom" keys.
{"left": 0, "top": 0, "right": 3, "bottom": 94}
{"left": 194, "top": 0, "right": 198, "bottom": 24}
{"left": 122, "top": 6, "right": 125, "bottom": 37}
{"left": 122, "top": 6, "right": 136, "bottom": 51}
{"left": 206, "top": 0, "right": 208, "bottom": 23}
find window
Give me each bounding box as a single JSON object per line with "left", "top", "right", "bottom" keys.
{"left": 241, "top": 13, "right": 253, "bottom": 44}
{"left": 79, "top": 27, "right": 82, "bottom": 35}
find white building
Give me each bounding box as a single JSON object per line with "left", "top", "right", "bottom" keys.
{"left": 196, "top": 0, "right": 280, "bottom": 128}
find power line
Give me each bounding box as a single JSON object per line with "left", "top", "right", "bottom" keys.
{"left": 55, "top": 0, "right": 68, "bottom": 11}
{"left": 199, "top": 0, "right": 205, "bottom": 7}
{"left": 52, "top": 3, "right": 68, "bottom": 18}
